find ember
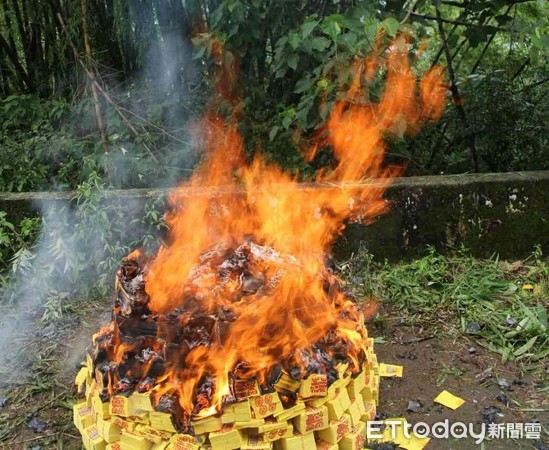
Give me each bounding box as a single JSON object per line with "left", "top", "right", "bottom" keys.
{"left": 74, "top": 41, "right": 446, "bottom": 450}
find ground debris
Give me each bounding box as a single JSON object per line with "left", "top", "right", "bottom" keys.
{"left": 481, "top": 406, "right": 502, "bottom": 424}
{"left": 27, "top": 416, "right": 47, "bottom": 433}
{"left": 496, "top": 379, "right": 511, "bottom": 390}
{"left": 496, "top": 392, "right": 509, "bottom": 406}
{"left": 466, "top": 321, "right": 481, "bottom": 333}
{"left": 406, "top": 400, "right": 422, "bottom": 413}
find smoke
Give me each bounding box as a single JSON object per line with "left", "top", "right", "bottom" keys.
{"left": 0, "top": 190, "right": 165, "bottom": 379}
{"left": 0, "top": 5, "right": 201, "bottom": 380}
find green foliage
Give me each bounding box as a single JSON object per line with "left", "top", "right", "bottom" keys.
{"left": 0, "top": 212, "right": 40, "bottom": 272}
{"left": 0, "top": 90, "right": 201, "bottom": 191}
{"left": 347, "top": 247, "right": 549, "bottom": 364}
{"left": 0, "top": 172, "right": 167, "bottom": 320}
{"left": 0, "top": 0, "right": 547, "bottom": 185}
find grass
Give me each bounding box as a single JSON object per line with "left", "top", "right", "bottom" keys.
{"left": 0, "top": 247, "right": 546, "bottom": 447}
{"left": 0, "top": 296, "right": 109, "bottom": 448}
{"left": 342, "top": 246, "right": 549, "bottom": 369}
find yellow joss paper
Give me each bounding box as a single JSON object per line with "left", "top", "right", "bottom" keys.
{"left": 274, "top": 402, "right": 305, "bottom": 422}
{"left": 96, "top": 415, "right": 121, "bottom": 443}
{"left": 192, "top": 415, "right": 223, "bottom": 434}
{"left": 110, "top": 395, "right": 131, "bottom": 417}
{"left": 150, "top": 441, "right": 169, "bottom": 450}
{"left": 346, "top": 370, "right": 366, "bottom": 399}
{"left": 400, "top": 434, "right": 431, "bottom": 450}
{"left": 379, "top": 364, "right": 403, "bottom": 378}
{"left": 74, "top": 402, "right": 93, "bottom": 432}
{"left": 316, "top": 413, "right": 350, "bottom": 444}
{"left": 233, "top": 379, "right": 261, "bottom": 400}
{"left": 339, "top": 421, "right": 366, "bottom": 450}
{"left": 315, "top": 439, "right": 338, "bottom": 450}
{"left": 298, "top": 374, "right": 328, "bottom": 398}
{"left": 434, "top": 390, "right": 465, "bottom": 410}
{"left": 75, "top": 367, "right": 88, "bottom": 392}
{"left": 278, "top": 431, "right": 316, "bottom": 450}
{"left": 264, "top": 423, "right": 293, "bottom": 442}
{"left": 93, "top": 392, "right": 111, "bottom": 420}
{"left": 84, "top": 424, "right": 108, "bottom": 450}
{"left": 251, "top": 392, "right": 283, "bottom": 418}
{"left": 380, "top": 418, "right": 408, "bottom": 445}
{"left": 120, "top": 429, "right": 153, "bottom": 450}
{"left": 168, "top": 433, "right": 202, "bottom": 450}
{"left": 209, "top": 425, "right": 243, "bottom": 450}
{"left": 326, "top": 388, "right": 351, "bottom": 421}
{"left": 221, "top": 399, "right": 253, "bottom": 423}
{"left": 241, "top": 434, "right": 273, "bottom": 449}
{"left": 149, "top": 411, "right": 177, "bottom": 433}
{"left": 131, "top": 392, "right": 154, "bottom": 413}
{"left": 234, "top": 419, "right": 265, "bottom": 429}
{"left": 292, "top": 406, "right": 328, "bottom": 434}
{"left": 360, "top": 401, "right": 376, "bottom": 424}
{"left": 106, "top": 444, "right": 122, "bottom": 450}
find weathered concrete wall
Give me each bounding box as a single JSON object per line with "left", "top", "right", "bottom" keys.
{"left": 334, "top": 171, "right": 549, "bottom": 260}
{"left": 0, "top": 171, "right": 547, "bottom": 260}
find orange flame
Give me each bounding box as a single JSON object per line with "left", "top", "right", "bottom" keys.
{"left": 96, "top": 40, "right": 446, "bottom": 418}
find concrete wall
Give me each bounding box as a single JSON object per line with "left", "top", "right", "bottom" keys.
{"left": 0, "top": 171, "right": 547, "bottom": 261}
{"left": 334, "top": 171, "right": 549, "bottom": 260}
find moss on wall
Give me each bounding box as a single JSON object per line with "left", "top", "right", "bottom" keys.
{"left": 333, "top": 171, "right": 549, "bottom": 260}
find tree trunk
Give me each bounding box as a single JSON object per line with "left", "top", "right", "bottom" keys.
{"left": 81, "top": 0, "right": 109, "bottom": 154}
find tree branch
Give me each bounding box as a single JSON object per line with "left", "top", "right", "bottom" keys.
{"left": 0, "top": 32, "right": 33, "bottom": 90}
{"left": 401, "top": 0, "right": 423, "bottom": 24}
{"left": 471, "top": 4, "right": 514, "bottom": 73}
{"left": 81, "top": 0, "right": 109, "bottom": 155}
{"left": 435, "top": 3, "right": 479, "bottom": 172}
{"left": 442, "top": 0, "right": 535, "bottom": 6}
{"left": 410, "top": 11, "right": 507, "bottom": 31}
{"left": 55, "top": 13, "right": 161, "bottom": 166}
{"left": 520, "top": 77, "right": 549, "bottom": 92}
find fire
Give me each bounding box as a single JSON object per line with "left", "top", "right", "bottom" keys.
{"left": 90, "top": 39, "right": 446, "bottom": 426}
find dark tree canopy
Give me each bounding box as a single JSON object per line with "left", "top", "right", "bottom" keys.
{"left": 0, "top": 0, "right": 547, "bottom": 191}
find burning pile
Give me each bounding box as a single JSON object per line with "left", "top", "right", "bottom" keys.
{"left": 72, "top": 41, "right": 446, "bottom": 450}
{"left": 74, "top": 240, "right": 380, "bottom": 450}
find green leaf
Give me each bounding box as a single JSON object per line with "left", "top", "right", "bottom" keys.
{"left": 339, "top": 33, "right": 358, "bottom": 52}
{"left": 317, "top": 78, "right": 329, "bottom": 89}
{"left": 382, "top": 18, "right": 400, "bottom": 38}
{"left": 532, "top": 34, "right": 549, "bottom": 50}
{"left": 294, "top": 78, "right": 313, "bottom": 94}
{"left": 288, "top": 32, "right": 300, "bottom": 50}
{"left": 468, "top": 28, "right": 489, "bottom": 47}
{"left": 282, "top": 115, "right": 293, "bottom": 129}
{"left": 302, "top": 19, "right": 319, "bottom": 38}
{"left": 269, "top": 126, "right": 279, "bottom": 141}
{"left": 514, "top": 336, "right": 537, "bottom": 357}
{"left": 321, "top": 17, "right": 342, "bottom": 40}
{"left": 537, "top": 304, "right": 547, "bottom": 328}
{"left": 501, "top": 346, "right": 511, "bottom": 362}
{"left": 364, "top": 21, "right": 379, "bottom": 45}
{"left": 311, "top": 37, "right": 330, "bottom": 52}
{"left": 287, "top": 54, "right": 299, "bottom": 71}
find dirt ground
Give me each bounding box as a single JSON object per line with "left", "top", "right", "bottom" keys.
{"left": 0, "top": 303, "right": 546, "bottom": 450}
{"left": 372, "top": 310, "right": 548, "bottom": 450}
